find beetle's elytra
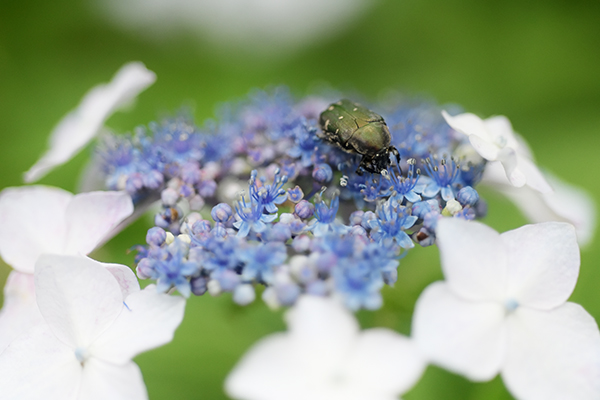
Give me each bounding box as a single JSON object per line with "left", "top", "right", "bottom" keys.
{"left": 319, "top": 99, "right": 399, "bottom": 175}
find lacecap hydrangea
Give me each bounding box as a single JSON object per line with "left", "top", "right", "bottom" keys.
{"left": 95, "top": 87, "right": 487, "bottom": 310}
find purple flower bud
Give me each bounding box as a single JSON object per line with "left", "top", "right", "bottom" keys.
{"left": 360, "top": 211, "right": 376, "bottom": 231}
{"left": 312, "top": 163, "right": 333, "bottom": 183}
{"left": 457, "top": 186, "right": 479, "bottom": 206}
{"left": 192, "top": 219, "right": 212, "bottom": 234}
{"left": 211, "top": 203, "right": 233, "bottom": 223}
{"left": 295, "top": 200, "right": 314, "bottom": 219}
{"left": 198, "top": 179, "right": 217, "bottom": 198}
{"left": 414, "top": 227, "right": 436, "bottom": 247}
{"left": 349, "top": 210, "right": 364, "bottom": 226}
{"left": 412, "top": 199, "right": 441, "bottom": 219}
{"left": 146, "top": 227, "right": 167, "bottom": 246}
{"left": 349, "top": 225, "right": 367, "bottom": 237}
{"left": 190, "top": 276, "right": 208, "bottom": 296}
{"left": 136, "top": 258, "right": 154, "bottom": 279}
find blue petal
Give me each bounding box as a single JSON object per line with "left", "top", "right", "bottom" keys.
{"left": 441, "top": 186, "right": 455, "bottom": 201}
{"left": 422, "top": 183, "right": 441, "bottom": 198}
{"left": 402, "top": 215, "right": 418, "bottom": 230}
{"left": 395, "top": 232, "right": 415, "bottom": 249}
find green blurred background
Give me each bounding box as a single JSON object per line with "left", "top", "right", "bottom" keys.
{"left": 1, "top": 0, "right": 599, "bottom": 398}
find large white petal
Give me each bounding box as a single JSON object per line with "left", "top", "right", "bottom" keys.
{"left": 502, "top": 222, "right": 579, "bottom": 310}
{"left": 23, "top": 62, "right": 156, "bottom": 183}
{"left": 516, "top": 155, "right": 553, "bottom": 194}
{"left": 0, "top": 186, "right": 71, "bottom": 273}
{"left": 78, "top": 359, "right": 148, "bottom": 400}
{"left": 436, "top": 218, "right": 508, "bottom": 302}
{"left": 503, "top": 304, "right": 600, "bottom": 400}
{"left": 442, "top": 111, "right": 493, "bottom": 143}
{"left": 63, "top": 191, "right": 134, "bottom": 255}
{"left": 542, "top": 173, "right": 596, "bottom": 246}
{"left": 497, "top": 147, "right": 526, "bottom": 188}
{"left": 412, "top": 282, "right": 506, "bottom": 381}
{"left": 225, "top": 334, "right": 309, "bottom": 400}
{"left": 285, "top": 296, "right": 359, "bottom": 377}
{"left": 0, "top": 324, "right": 81, "bottom": 400}
{"left": 343, "top": 329, "right": 426, "bottom": 396}
{"left": 35, "top": 255, "right": 123, "bottom": 348}
{"left": 90, "top": 285, "right": 185, "bottom": 364}
{"left": 482, "top": 169, "right": 595, "bottom": 246}
{"left": 0, "top": 271, "right": 44, "bottom": 353}
{"left": 103, "top": 263, "right": 140, "bottom": 299}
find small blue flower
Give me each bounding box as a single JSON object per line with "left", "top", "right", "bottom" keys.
{"left": 369, "top": 202, "right": 417, "bottom": 249}
{"left": 287, "top": 120, "right": 322, "bottom": 167}
{"left": 359, "top": 173, "right": 390, "bottom": 202}
{"left": 421, "top": 157, "right": 461, "bottom": 201}
{"left": 307, "top": 195, "right": 350, "bottom": 237}
{"left": 387, "top": 160, "right": 424, "bottom": 205}
{"left": 333, "top": 261, "right": 384, "bottom": 311}
{"left": 287, "top": 185, "right": 304, "bottom": 203}
{"left": 250, "top": 169, "right": 288, "bottom": 213}
{"left": 152, "top": 239, "right": 199, "bottom": 297}
{"left": 233, "top": 197, "right": 277, "bottom": 237}
{"left": 240, "top": 242, "right": 288, "bottom": 284}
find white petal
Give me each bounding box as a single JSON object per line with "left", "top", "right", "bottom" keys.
{"left": 0, "top": 271, "right": 44, "bottom": 353}
{"left": 502, "top": 222, "right": 579, "bottom": 310}
{"left": 542, "top": 173, "right": 596, "bottom": 246}
{"left": 63, "top": 191, "right": 134, "bottom": 255}
{"left": 225, "top": 333, "right": 308, "bottom": 400}
{"left": 482, "top": 170, "right": 596, "bottom": 246}
{"left": 0, "top": 186, "right": 72, "bottom": 273}
{"left": 442, "top": 111, "right": 493, "bottom": 143}
{"left": 516, "top": 155, "right": 553, "bottom": 194}
{"left": 78, "top": 359, "right": 148, "bottom": 400}
{"left": 468, "top": 134, "right": 500, "bottom": 160}
{"left": 35, "top": 255, "right": 123, "bottom": 348}
{"left": 483, "top": 115, "right": 521, "bottom": 150}
{"left": 436, "top": 218, "right": 508, "bottom": 301}
{"left": 103, "top": 263, "right": 140, "bottom": 299}
{"left": 90, "top": 285, "right": 185, "bottom": 364}
{"left": 344, "top": 329, "right": 426, "bottom": 396}
{"left": 497, "top": 147, "right": 526, "bottom": 188}
{"left": 503, "top": 303, "right": 600, "bottom": 400}
{"left": 0, "top": 324, "right": 81, "bottom": 400}
{"left": 24, "top": 62, "right": 156, "bottom": 183}
{"left": 412, "top": 282, "right": 506, "bottom": 381}
{"left": 285, "top": 296, "right": 359, "bottom": 376}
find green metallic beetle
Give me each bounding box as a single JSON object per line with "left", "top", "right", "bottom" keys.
{"left": 319, "top": 99, "right": 400, "bottom": 175}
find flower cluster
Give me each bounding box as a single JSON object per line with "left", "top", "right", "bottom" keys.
{"left": 96, "top": 89, "right": 489, "bottom": 309}
{"left": 0, "top": 62, "right": 598, "bottom": 400}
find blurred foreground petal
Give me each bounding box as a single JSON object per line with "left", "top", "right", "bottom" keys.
{"left": 24, "top": 62, "right": 155, "bottom": 183}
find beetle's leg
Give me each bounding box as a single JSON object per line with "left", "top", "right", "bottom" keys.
{"left": 390, "top": 146, "right": 401, "bottom": 166}
{"left": 360, "top": 160, "right": 378, "bottom": 175}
